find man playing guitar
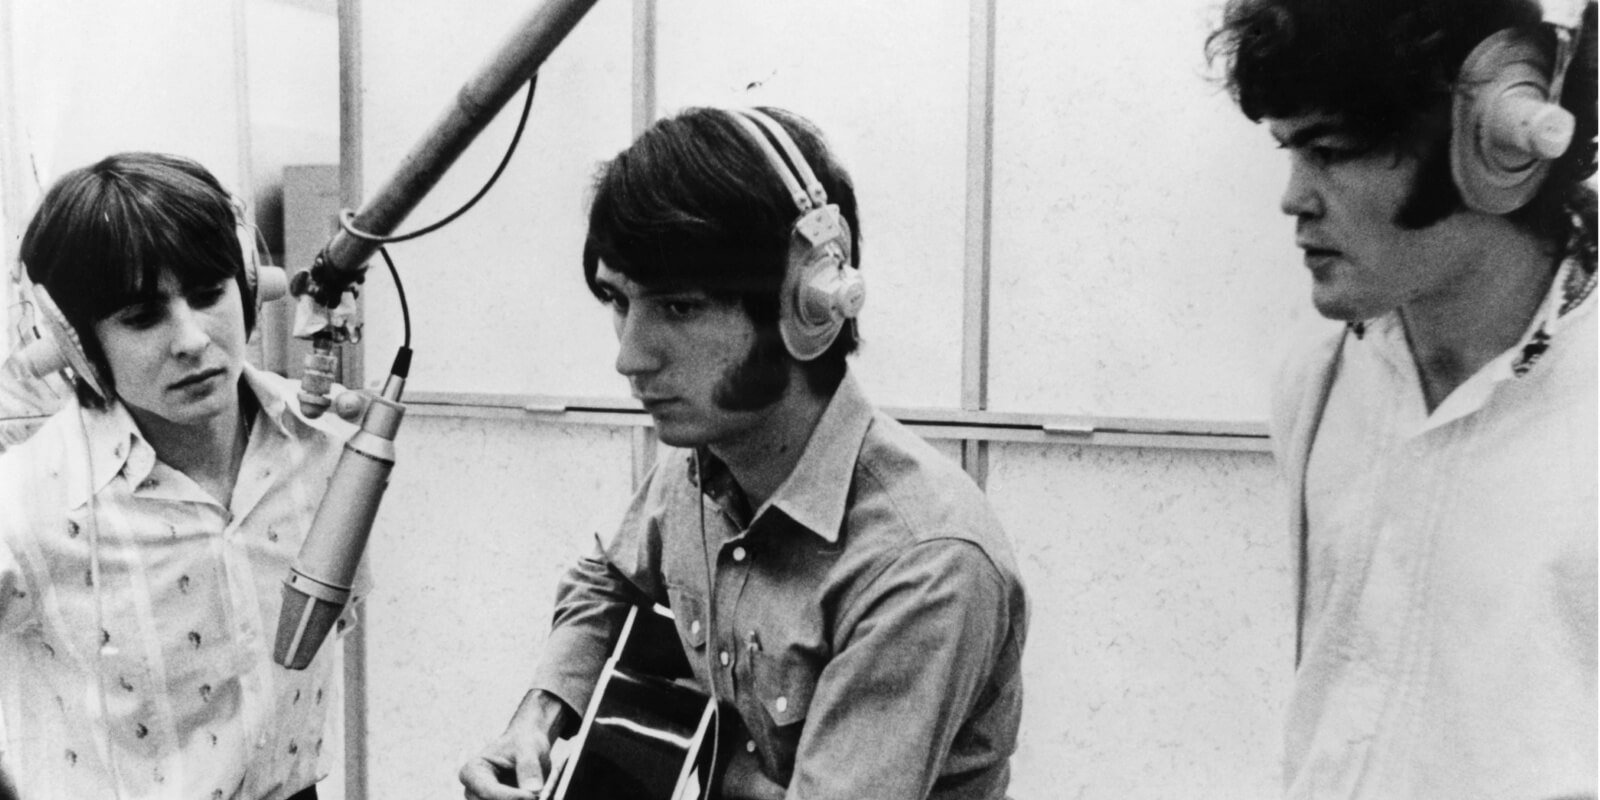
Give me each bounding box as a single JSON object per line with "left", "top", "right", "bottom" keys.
{"left": 458, "top": 106, "right": 1029, "bottom": 800}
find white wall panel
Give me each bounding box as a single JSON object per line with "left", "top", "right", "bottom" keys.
{"left": 989, "top": 0, "right": 1337, "bottom": 422}
{"left": 986, "top": 442, "right": 1294, "bottom": 798}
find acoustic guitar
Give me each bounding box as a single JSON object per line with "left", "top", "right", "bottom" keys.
{"left": 541, "top": 604, "right": 723, "bottom": 800}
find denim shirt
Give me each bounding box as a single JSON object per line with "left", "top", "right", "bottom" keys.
{"left": 535, "top": 372, "right": 1028, "bottom": 799}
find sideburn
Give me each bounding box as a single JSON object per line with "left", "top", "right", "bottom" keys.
{"left": 713, "top": 325, "right": 791, "bottom": 412}
{"left": 1394, "top": 116, "right": 1463, "bottom": 230}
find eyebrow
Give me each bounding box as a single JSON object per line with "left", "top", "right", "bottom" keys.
{"left": 1272, "top": 120, "right": 1348, "bottom": 148}
{"left": 594, "top": 273, "right": 699, "bottom": 299}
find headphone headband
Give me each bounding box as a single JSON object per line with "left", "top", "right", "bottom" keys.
{"left": 722, "top": 107, "right": 864, "bottom": 362}
{"left": 729, "top": 108, "right": 828, "bottom": 213}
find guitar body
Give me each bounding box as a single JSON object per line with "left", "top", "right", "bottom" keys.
{"left": 546, "top": 604, "right": 722, "bottom": 800}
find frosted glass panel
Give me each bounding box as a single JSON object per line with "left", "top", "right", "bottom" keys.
{"left": 988, "top": 0, "right": 1336, "bottom": 422}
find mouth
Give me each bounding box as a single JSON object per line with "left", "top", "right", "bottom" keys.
{"left": 171, "top": 367, "right": 225, "bottom": 391}
{"left": 1299, "top": 243, "right": 1343, "bottom": 272}
{"left": 635, "top": 396, "right": 679, "bottom": 412}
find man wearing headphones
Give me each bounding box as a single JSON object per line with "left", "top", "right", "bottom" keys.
{"left": 0, "top": 153, "right": 355, "bottom": 799}
{"left": 459, "top": 107, "right": 1028, "bottom": 800}
{"left": 1209, "top": 0, "right": 1596, "bottom": 796}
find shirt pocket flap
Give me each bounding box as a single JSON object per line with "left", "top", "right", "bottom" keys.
{"left": 666, "top": 586, "right": 707, "bottom": 649}
{"left": 755, "top": 652, "right": 816, "bottom": 727}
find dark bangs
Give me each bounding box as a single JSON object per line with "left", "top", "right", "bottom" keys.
{"left": 582, "top": 109, "right": 798, "bottom": 313}
{"left": 22, "top": 153, "right": 246, "bottom": 329}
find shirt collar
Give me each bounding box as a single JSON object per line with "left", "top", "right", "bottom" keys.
{"left": 1356, "top": 253, "right": 1595, "bottom": 379}
{"left": 69, "top": 395, "right": 146, "bottom": 508}
{"left": 763, "top": 371, "right": 874, "bottom": 542}
{"left": 242, "top": 364, "right": 298, "bottom": 438}
{"left": 1355, "top": 254, "right": 1595, "bottom": 433}
{"left": 65, "top": 365, "right": 295, "bottom": 508}
{"left": 692, "top": 371, "right": 874, "bottom": 543}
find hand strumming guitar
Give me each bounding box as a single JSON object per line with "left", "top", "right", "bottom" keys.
{"left": 460, "top": 690, "right": 575, "bottom": 800}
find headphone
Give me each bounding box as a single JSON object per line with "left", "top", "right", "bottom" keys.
{"left": 725, "top": 108, "right": 865, "bottom": 362}
{"left": 15, "top": 209, "right": 288, "bottom": 402}
{"left": 1451, "top": 0, "right": 1592, "bottom": 213}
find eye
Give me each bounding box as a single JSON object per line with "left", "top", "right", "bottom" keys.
{"left": 599, "top": 290, "right": 629, "bottom": 314}
{"left": 662, "top": 299, "right": 703, "bottom": 320}
{"left": 1306, "top": 145, "right": 1345, "bottom": 168}
{"left": 112, "top": 304, "right": 164, "bottom": 330}
{"left": 189, "top": 284, "right": 228, "bottom": 308}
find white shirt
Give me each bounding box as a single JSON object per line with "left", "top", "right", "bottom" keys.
{"left": 1284, "top": 263, "right": 1598, "bottom": 799}
{"left": 0, "top": 366, "right": 358, "bottom": 800}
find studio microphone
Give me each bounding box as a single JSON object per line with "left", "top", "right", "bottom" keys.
{"left": 274, "top": 347, "right": 410, "bottom": 669}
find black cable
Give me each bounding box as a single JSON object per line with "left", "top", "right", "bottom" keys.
{"left": 378, "top": 245, "right": 412, "bottom": 349}
{"left": 339, "top": 75, "right": 539, "bottom": 245}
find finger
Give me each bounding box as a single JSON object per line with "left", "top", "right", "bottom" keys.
{"left": 460, "top": 759, "right": 536, "bottom": 800}
{"left": 515, "top": 756, "right": 547, "bottom": 795}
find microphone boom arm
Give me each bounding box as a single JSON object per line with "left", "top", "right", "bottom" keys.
{"left": 293, "top": 0, "right": 600, "bottom": 321}
{"left": 275, "top": 0, "right": 600, "bottom": 669}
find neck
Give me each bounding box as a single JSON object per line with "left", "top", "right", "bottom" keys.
{"left": 129, "top": 380, "right": 252, "bottom": 505}
{"left": 708, "top": 369, "right": 833, "bottom": 511}
{"left": 1399, "top": 218, "right": 1558, "bottom": 410}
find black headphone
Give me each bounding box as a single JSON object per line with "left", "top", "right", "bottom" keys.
{"left": 16, "top": 210, "right": 286, "bottom": 402}
{"left": 725, "top": 108, "right": 865, "bottom": 362}
{"left": 1451, "top": 0, "right": 1592, "bottom": 213}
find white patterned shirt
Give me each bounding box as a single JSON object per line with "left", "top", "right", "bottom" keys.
{"left": 0, "top": 366, "right": 359, "bottom": 800}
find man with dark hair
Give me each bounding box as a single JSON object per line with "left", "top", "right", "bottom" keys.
{"left": 1209, "top": 0, "right": 1597, "bottom": 796}
{"left": 0, "top": 152, "right": 356, "bottom": 799}
{"left": 459, "top": 106, "right": 1028, "bottom": 800}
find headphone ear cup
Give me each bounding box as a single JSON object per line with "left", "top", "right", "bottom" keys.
{"left": 236, "top": 216, "right": 289, "bottom": 322}
{"left": 1451, "top": 26, "right": 1576, "bottom": 214}
{"left": 779, "top": 207, "right": 864, "bottom": 361}
{"left": 22, "top": 284, "right": 111, "bottom": 401}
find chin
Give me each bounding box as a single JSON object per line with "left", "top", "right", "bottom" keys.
{"left": 1310, "top": 284, "right": 1377, "bottom": 323}
{"left": 650, "top": 420, "right": 706, "bottom": 449}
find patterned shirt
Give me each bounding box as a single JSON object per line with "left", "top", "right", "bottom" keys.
{"left": 0, "top": 366, "right": 358, "bottom": 800}
{"left": 535, "top": 372, "right": 1029, "bottom": 800}
{"left": 1272, "top": 258, "right": 1597, "bottom": 799}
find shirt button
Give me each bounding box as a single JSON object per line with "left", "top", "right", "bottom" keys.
{"left": 746, "top": 740, "right": 757, "bottom": 753}
{"left": 732, "top": 547, "right": 747, "bottom": 562}
{"left": 719, "top": 651, "right": 731, "bottom": 667}
{"left": 775, "top": 696, "right": 788, "bottom": 713}
{"left": 690, "top": 620, "right": 702, "bottom": 636}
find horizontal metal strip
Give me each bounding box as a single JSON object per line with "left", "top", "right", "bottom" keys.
{"left": 401, "top": 391, "right": 1270, "bottom": 452}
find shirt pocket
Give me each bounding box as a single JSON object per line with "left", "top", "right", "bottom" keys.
{"left": 752, "top": 650, "right": 816, "bottom": 728}
{"left": 666, "top": 585, "right": 707, "bottom": 651}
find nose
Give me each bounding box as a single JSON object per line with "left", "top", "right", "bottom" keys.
{"left": 613, "top": 308, "right": 660, "bottom": 378}
{"left": 1279, "top": 158, "right": 1323, "bottom": 219}
{"left": 168, "top": 303, "right": 211, "bottom": 358}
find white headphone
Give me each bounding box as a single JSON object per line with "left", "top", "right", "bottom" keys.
{"left": 726, "top": 108, "right": 865, "bottom": 361}
{"left": 1451, "top": 0, "right": 1591, "bottom": 213}
{"left": 15, "top": 211, "right": 287, "bottom": 401}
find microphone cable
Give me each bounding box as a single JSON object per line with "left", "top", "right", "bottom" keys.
{"left": 337, "top": 75, "right": 538, "bottom": 245}
{"left": 376, "top": 246, "right": 412, "bottom": 350}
